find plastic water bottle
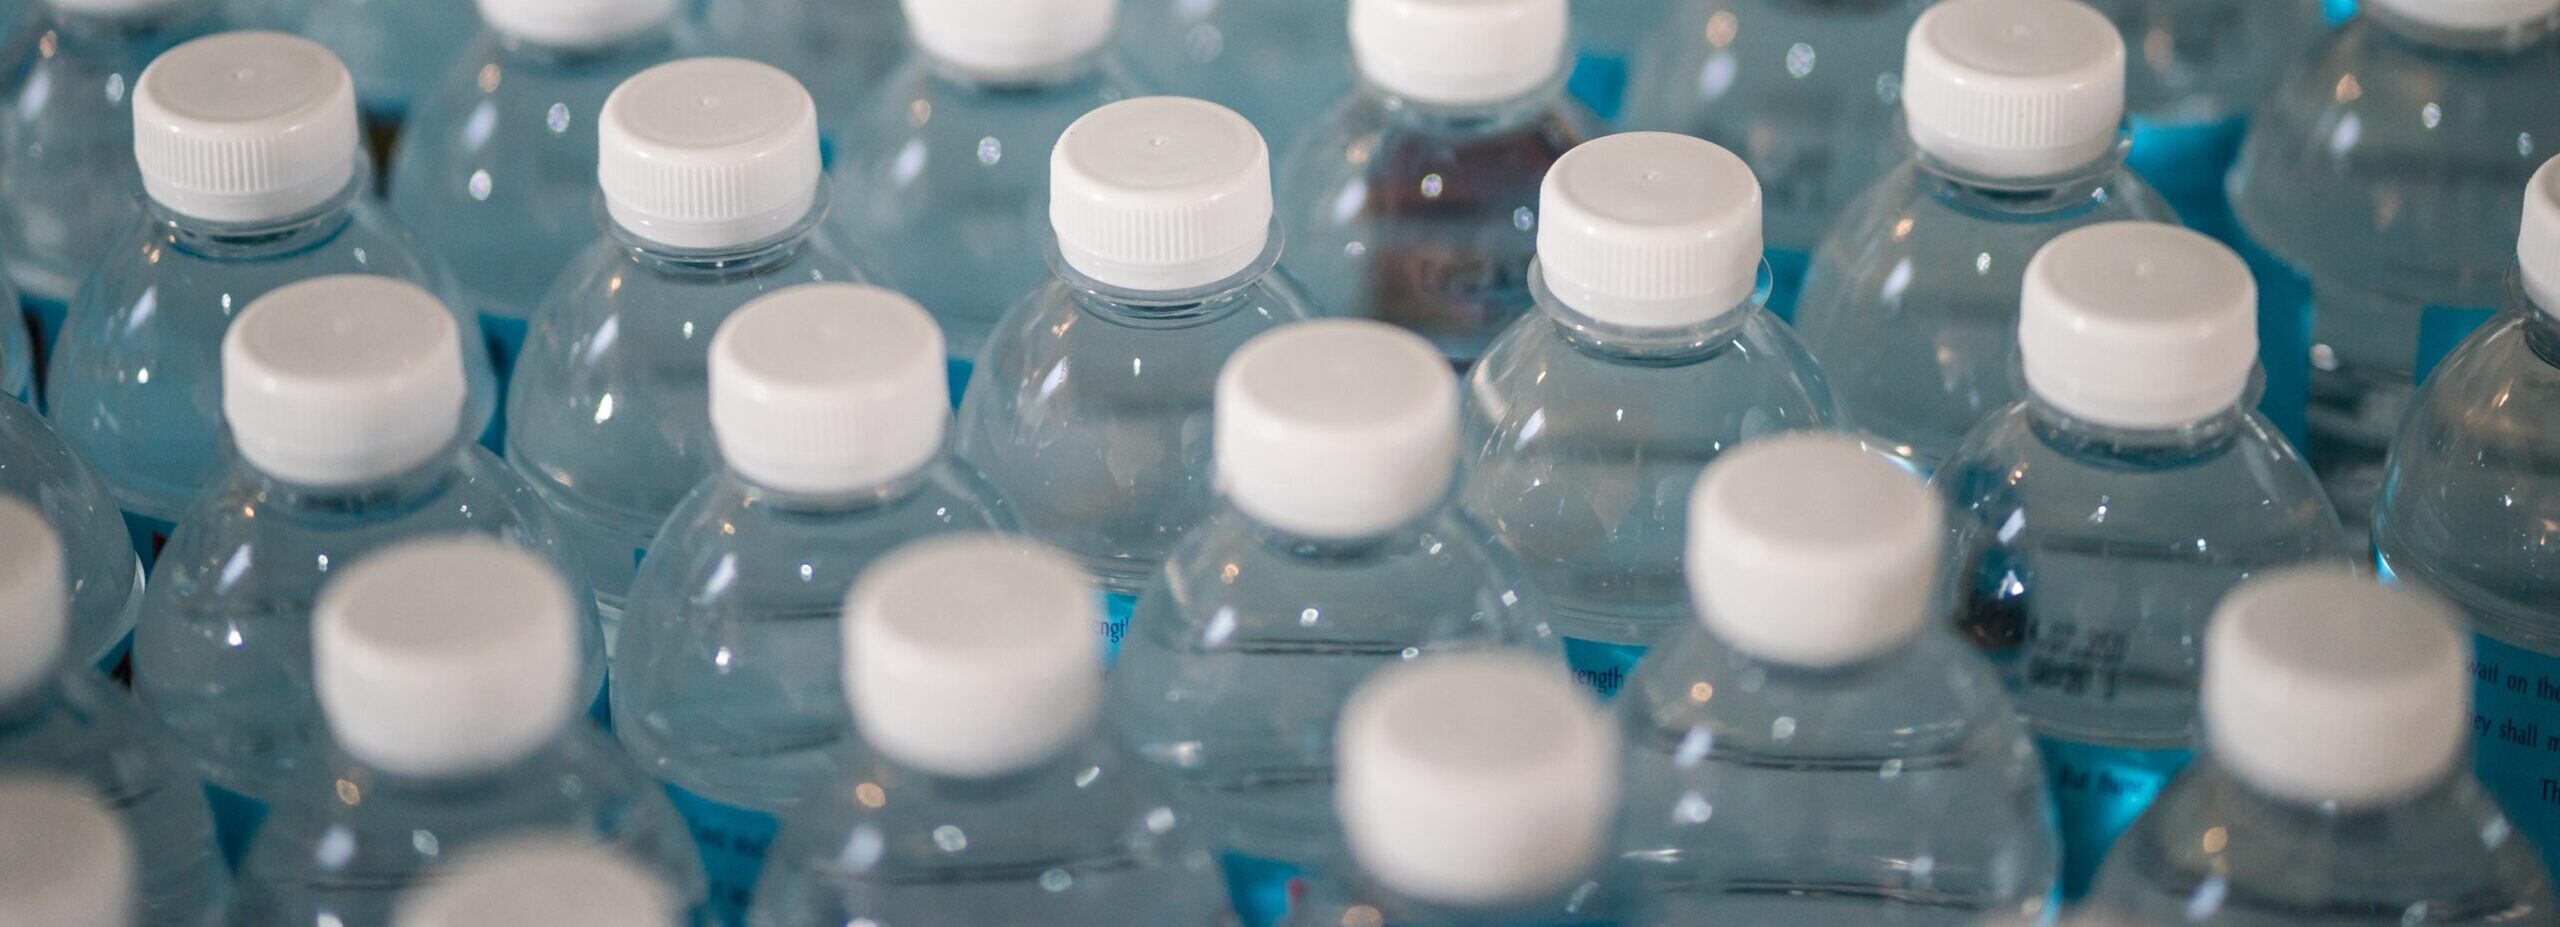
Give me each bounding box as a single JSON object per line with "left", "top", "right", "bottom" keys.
{"left": 0, "top": 0, "right": 229, "bottom": 350}
{"left": 46, "top": 31, "right": 500, "bottom": 563}
{"left": 2082, "top": 0, "right": 2325, "bottom": 244}
{"left": 1113, "top": 0, "right": 1351, "bottom": 157}
{"left": 388, "top": 0, "right": 694, "bottom": 378}
{"left": 2085, "top": 568, "right": 2560, "bottom": 926}
{"left": 1935, "top": 222, "right": 2347, "bottom": 898}
{"left": 701, "top": 0, "right": 903, "bottom": 117}
{"left": 748, "top": 535, "right": 1235, "bottom": 927}
{"left": 2374, "top": 156, "right": 2560, "bottom": 881}
{"left": 1565, "top": 0, "right": 1667, "bottom": 125}
{"left": 615, "top": 283, "right": 1013, "bottom": 920}
{"left": 0, "top": 776, "right": 149, "bottom": 927}
{"left": 830, "top": 0, "right": 1142, "bottom": 396}
{"left": 393, "top": 837, "right": 691, "bottom": 927}
{"left": 0, "top": 499, "right": 227, "bottom": 925}
{"left": 133, "top": 275, "right": 604, "bottom": 866}
{"left": 1105, "top": 318, "right": 1557, "bottom": 926}
{"left": 233, "top": 537, "right": 702, "bottom": 924}
{"left": 505, "top": 56, "right": 875, "bottom": 628}
{"left": 954, "top": 95, "right": 1316, "bottom": 655}
{"left": 1277, "top": 0, "right": 1596, "bottom": 366}
{"left": 1624, "top": 0, "right": 1931, "bottom": 318}
{"left": 1793, "top": 0, "right": 2176, "bottom": 477}
{"left": 0, "top": 396, "right": 142, "bottom": 674}
{"left": 2226, "top": 0, "right": 2560, "bottom": 532}
{"left": 1280, "top": 654, "right": 1628, "bottom": 927}
{"left": 240, "top": 0, "right": 479, "bottom": 138}
{"left": 1461, "top": 131, "right": 1837, "bottom": 700}
{"left": 1618, "top": 433, "right": 2062, "bottom": 923}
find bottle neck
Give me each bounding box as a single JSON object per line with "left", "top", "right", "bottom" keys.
{"left": 2023, "top": 394, "right": 2249, "bottom": 465}
{"left": 1530, "top": 262, "right": 1764, "bottom": 366}
{"left": 151, "top": 168, "right": 369, "bottom": 261}
{"left": 914, "top": 44, "right": 1107, "bottom": 91}
{"left": 493, "top": 19, "right": 684, "bottom": 67}
{"left": 729, "top": 460, "right": 938, "bottom": 519}
{"left": 40, "top": 0, "right": 219, "bottom": 38}
{"left": 2366, "top": 3, "right": 2559, "bottom": 53}
{"left": 1235, "top": 500, "right": 1444, "bottom": 565}
{"left": 2524, "top": 304, "right": 2560, "bottom": 367}
{"left": 1046, "top": 226, "right": 1287, "bottom": 328}
{"left": 603, "top": 181, "right": 831, "bottom": 280}
{"left": 246, "top": 442, "right": 467, "bottom": 515}
{"left": 1914, "top": 138, "right": 2136, "bottom": 218}
{"left": 1361, "top": 74, "right": 1574, "bottom": 135}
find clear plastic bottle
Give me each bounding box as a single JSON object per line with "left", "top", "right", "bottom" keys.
{"left": 2081, "top": 0, "right": 2324, "bottom": 245}
{"left": 1624, "top": 0, "right": 1932, "bottom": 318}
{"left": 1277, "top": 0, "right": 1596, "bottom": 366}
{"left": 133, "top": 275, "right": 604, "bottom": 867}
{"left": 0, "top": 500, "right": 226, "bottom": 926}
{"left": 0, "top": 775, "right": 151, "bottom": 927}
{"left": 2085, "top": 567, "right": 2560, "bottom": 926}
{"left": 233, "top": 538, "right": 703, "bottom": 925}
{"left": 748, "top": 536, "right": 1235, "bottom": 927}
{"left": 701, "top": 0, "right": 904, "bottom": 119}
{"left": 2373, "top": 155, "right": 2560, "bottom": 882}
{"left": 46, "top": 31, "right": 500, "bottom": 563}
{"left": 1618, "top": 434, "right": 2061, "bottom": 925}
{"left": 1105, "top": 319, "right": 1558, "bottom": 927}
{"left": 2226, "top": 0, "right": 2560, "bottom": 532}
{"left": 1566, "top": 0, "right": 1668, "bottom": 125}
{"left": 1279, "top": 654, "right": 1629, "bottom": 927}
{"left": 388, "top": 0, "right": 694, "bottom": 378}
{"left": 1113, "top": 0, "right": 1351, "bottom": 157}
{"left": 614, "top": 284, "right": 1012, "bottom": 920}
{"left": 1793, "top": 0, "right": 2176, "bottom": 476}
{"left": 393, "top": 836, "right": 693, "bottom": 927}
{"left": 830, "top": 0, "right": 1142, "bottom": 396}
{"left": 236, "top": 0, "right": 479, "bottom": 140}
{"left": 505, "top": 56, "right": 875, "bottom": 626}
{"left": 1462, "top": 131, "right": 1838, "bottom": 699}
{"left": 0, "top": 396, "right": 142, "bottom": 674}
{"left": 954, "top": 95, "right": 1317, "bottom": 655}
{"left": 1935, "top": 222, "right": 2347, "bottom": 898}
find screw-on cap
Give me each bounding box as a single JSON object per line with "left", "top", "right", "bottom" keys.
{"left": 842, "top": 535, "right": 1101, "bottom": 779}
{"left": 0, "top": 777, "right": 133, "bottom": 927}
{"left": 1215, "top": 320, "right": 1458, "bottom": 540}
{"left": 2020, "top": 222, "right": 2257, "bottom": 430}
{"left": 900, "top": 0, "right": 1115, "bottom": 81}
{"left": 315, "top": 538, "right": 583, "bottom": 779}
{"left": 1903, "top": 0, "right": 2125, "bottom": 179}
{"left": 1686, "top": 434, "right": 1944, "bottom": 669}
{"left": 1337, "top": 653, "right": 1617, "bottom": 908}
{"left": 1051, "top": 96, "right": 1273, "bottom": 293}
{"left": 393, "top": 837, "right": 681, "bottom": 927}
{"left": 1352, "top": 0, "right": 1569, "bottom": 107}
{"left": 475, "top": 0, "right": 684, "bottom": 48}
{"left": 2204, "top": 567, "right": 2470, "bottom": 809}
{"left": 599, "top": 57, "right": 822, "bottom": 251}
{"left": 224, "top": 276, "right": 468, "bottom": 488}
{"left": 0, "top": 498, "right": 65, "bottom": 703}
{"left": 2521, "top": 156, "right": 2560, "bottom": 317}
{"left": 2370, "top": 0, "right": 2560, "bottom": 29}
{"left": 712, "top": 284, "right": 948, "bottom": 496}
{"left": 1537, "top": 132, "right": 1764, "bottom": 329}
{"left": 133, "top": 31, "right": 360, "bottom": 223}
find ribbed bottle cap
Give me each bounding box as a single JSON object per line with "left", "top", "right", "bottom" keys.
{"left": 393, "top": 837, "right": 681, "bottom": 927}
{"left": 1686, "top": 434, "right": 1944, "bottom": 669}
{"left": 2020, "top": 222, "right": 2257, "bottom": 430}
{"left": 0, "top": 498, "right": 64, "bottom": 703}
{"left": 2205, "top": 567, "right": 2470, "bottom": 809}
{"left": 1215, "top": 320, "right": 1458, "bottom": 539}
{"left": 1050, "top": 96, "right": 1273, "bottom": 293}
{"left": 712, "top": 284, "right": 947, "bottom": 496}
{"left": 599, "top": 57, "right": 822, "bottom": 251}
{"left": 1903, "top": 0, "right": 2125, "bottom": 179}
{"left": 1337, "top": 653, "right": 1617, "bottom": 908}
{"left": 1538, "top": 132, "right": 1764, "bottom": 329}
{"left": 224, "top": 276, "right": 468, "bottom": 488}
{"left": 0, "top": 777, "right": 132, "bottom": 927}
{"left": 900, "top": 0, "right": 1115, "bottom": 80}
{"left": 475, "top": 0, "right": 683, "bottom": 47}
{"left": 2371, "top": 0, "right": 2560, "bottom": 29}
{"left": 2521, "top": 156, "right": 2560, "bottom": 316}
{"left": 1351, "top": 0, "right": 1569, "bottom": 107}
{"left": 133, "top": 31, "right": 361, "bottom": 223}
{"left": 842, "top": 535, "right": 1100, "bottom": 779}
{"left": 315, "top": 538, "right": 582, "bottom": 779}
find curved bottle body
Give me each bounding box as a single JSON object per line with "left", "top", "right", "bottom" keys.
{"left": 0, "top": 397, "right": 143, "bottom": 671}
{"left": 0, "top": 670, "right": 227, "bottom": 926}
{"left": 1114, "top": 0, "right": 1351, "bottom": 155}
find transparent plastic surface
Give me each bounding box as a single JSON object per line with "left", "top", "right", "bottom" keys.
{"left": 0, "top": 668, "right": 226, "bottom": 926}
{"left": 1282, "top": 866, "right": 1633, "bottom": 927}
{"left": 0, "top": 397, "right": 143, "bottom": 670}
{"left": 236, "top": 0, "right": 479, "bottom": 124}
{"left": 702, "top": 0, "right": 904, "bottom": 117}
{"left": 2083, "top": 0, "right": 2325, "bottom": 240}
{"left": 1114, "top": 0, "right": 1352, "bottom": 155}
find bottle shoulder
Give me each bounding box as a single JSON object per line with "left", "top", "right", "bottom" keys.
{"left": 1142, "top": 503, "right": 1550, "bottom": 645}
{"left": 246, "top": 729, "right": 679, "bottom": 866}
{"left": 1622, "top": 629, "right": 2030, "bottom": 759}
{"left": 1466, "top": 309, "right": 1840, "bottom": 437}
{"left": 2374, "top": 313, "right": 2560, "bottom": 627}
{"left": 1936, "top": 407, "right": 2346, "bottom": 551}
{"left": 1279, "top": 89, "right": 1595, "bottom": 200}
{"left": 969, "top": 276, "right": 1315, "bottom": 391}
{"left": 629, "top": 463, "right": 1016, "bottom": 604}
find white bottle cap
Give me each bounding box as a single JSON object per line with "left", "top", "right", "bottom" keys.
{"left": 132, "top": 31, "right": 361, "bottom": 224}
{"left": 712, "top": 284, "right": 948, "bottom": 497}
{"left": 1537, "top": 132, "right": 1765, "bottom": 329}
{"left": 1050, "top": 96, "right": 1273, "bottom": 293}
{"left": 1337, "top": 653, "right": 1618, "bottom": 908}
{"left": 0, "top": 777, "right": 133, "bottom": 927}
{"left": 2020, "top": 222, "right": 2257, "bottom": 430}
{"left": 1686, "top": 434, "right": 1944, "bottom": 669}
{"left": 1902, "top": 0, "right": 2125, "bottom": 179}
{"left": 0, "top": 498, "right": 64, "bottom": 704}
{"left": 2370, "top": 0, "right": 2560, "bottom": 30}
{"left": 393, "top": 837, "right": 680, "bottom": 927}
{"left": 224, "top": 276, "right": 469, "bottom": 488}
{"left": 475, "top": 0, "right": 683, "bottom": 48}
{"left": 842, "top": 535, "right": 1101, "bottom": 780}
{"left": 45, "top": 0, "right": 195, "bottom": 18}
{"left": 1351, "top": 0, "right": 1569, "bottom": 107}
{"left": 900, "top": 0, "right": 1115, "bottom": 81}
{"left": 2204, "top": 567, "right": 2471, "bottom": 810}
{"left": 315, "top": 538, "right": 583, "bottom": 779}
{"left": 2520, "top": 155, "right": 2560, "bottom": 317}
{"left": 1215, "top": 320, "right": 1458, "bottom": 540}
{"left": 599, "top": 57, "right": 822, "bottom": 251}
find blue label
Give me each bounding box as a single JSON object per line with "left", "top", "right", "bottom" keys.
{"left": 2230, "top": 235, "right": 2312, "bottom": 448}
{"left": 2039, "top": 736, "right": 2192, "bottom": 900}
{"left": 1221, "top": 852, "right": 1304, "bottom": 927}
{"left": 2464, "top": 634, "right": 2560, "bottom": 880}
{"left": 2128, "top": 114, "right": 2248, "bottom": 245}
{"left": 1567, "top": 51, "right": 1631, "bottom": 123}
{"left": 1099, "top": 590, "right": 1137, "bottom": 668}
{"left": 946, "top": 355, "right": 973, "bottom": 409}
{"left": 204, "top": 781, "right": 268, "bottom": 873}
{"left": 1763, "top": 248, "right": 1811, "bottom": 323}
{"left": 120, "top": 511, "right": 173, "bottom": 571}
{"left": 662, "top": 782, "right": 781, "bottom": 927}
{"left": 2416, "top": 305, "right": 2498, "bottom": 386}
{"left": 1563, "top": 637, "right": 1647, "bottom": 702}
